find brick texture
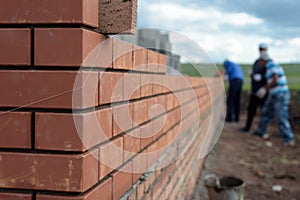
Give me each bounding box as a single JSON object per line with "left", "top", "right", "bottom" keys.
{"left": 99, "top": 71, "right": 123, "bottom": 104}
{"left": 133, "top": 47, "right": 147, "bottom": 71}
{"left": 0, "top": 193, "right": 32, "bottom": 200}
{"left": 147, "top": 50, "right": 159, "bottom": 73}
{"left": 35, "top": 108, "right": 112, "bottom": 151}
{"left": 0, "top": 28, "right": 31, "bottom": 66}
{"left": 36, "top": 178, "right": 112, "bottom": 200}
{"left": 112, "top": 163, "right": 133, "bottom": 200}
{"left": 35, "top": 28, "right": 106, "bottom": 67}
{"left": 0, "top": 112, "right": 31, "bottom": 149}
{"left": 0, "top": 150, "right": 98, "bottom": 192}
{"left": 113, "top": 39, "right": 133, "bottom": 70}
{"left": 99, "top": 137, "right": 123, "bottom": 179}
{"left": 0, "top": 0, "right": 98, "bottom": 27}
{"left": 0, "top": 71, "right": 98, "bottom": 109}
{"left": 98, "top": 0, "right": 137, "bottom": 34}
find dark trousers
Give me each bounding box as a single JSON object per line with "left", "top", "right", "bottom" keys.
{"left": 244, "top": 94, "right": 266, "bottom": 130}
{"left": 226, "top": 79, "right": 243, "bottom": 122}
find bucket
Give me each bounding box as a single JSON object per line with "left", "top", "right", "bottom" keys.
{"left": 205, "top": 175, "right": 245, "bottom": 200}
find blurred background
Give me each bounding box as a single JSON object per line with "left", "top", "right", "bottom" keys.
{"left": 134, "top": 0, "right": 300, "bottom": 90}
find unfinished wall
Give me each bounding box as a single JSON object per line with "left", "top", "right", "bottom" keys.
{"left": 0, "top": 1, "right": 223, "bottom": 199}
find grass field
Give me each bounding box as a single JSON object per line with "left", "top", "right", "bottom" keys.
{"left": 181, "top": 63, "right": 300, "bottom": 90}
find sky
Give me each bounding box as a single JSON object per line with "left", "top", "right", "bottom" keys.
{"left": 137, "top": 0, "right": 300, "bottom": 63}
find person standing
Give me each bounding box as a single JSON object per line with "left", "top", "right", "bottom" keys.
{"left": 223, "top": 59, "right": 244, "bottom": 122}
{"left": 254, "top": 52, "right": 295, "bottom": 146}
{"left": 241, "top": 43, "right": 268, "bottom": 132}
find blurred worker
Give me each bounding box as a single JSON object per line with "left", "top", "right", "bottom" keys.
{"left": 253, "top": 52, "right": 295, "bottom": 146}
{"left": 241, "top": 43, "right": 268, "bottom": 132}
{"left": 223, "top": 59, "right": 244, "bottom": 122}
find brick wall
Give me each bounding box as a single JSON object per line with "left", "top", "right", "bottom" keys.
{"left": 0, "top": 1, "right": 224, "bottom": 200}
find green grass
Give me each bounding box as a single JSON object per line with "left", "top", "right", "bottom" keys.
{"left": 180, "top": 63, "right": 300, "bottom": 91}
{"left": 180, "top": 63, "right": 219, "bottom": 77}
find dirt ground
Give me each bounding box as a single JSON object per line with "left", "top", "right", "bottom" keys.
{"left": 191, "top": 113, "right": 300, "bottom": 200}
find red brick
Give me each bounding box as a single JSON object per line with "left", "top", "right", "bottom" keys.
{"left": 111, "top": 163, "right": 133, "bottom": 200}
{"left": 37, "top": 178, "right": 112, "bottom": 200}
{"left": 0, "top": 150, "right": 98, "bottom": 192}
{"left": 147, "top": 50, "right": 159, "bottom": 73}
{"left": 36, "top": 113, "right": 83, "bottom": 151}
{"left": 90, "top": 178, "right": 113, "bottom": 200}
{"left": 99, "top": 137, "right": 123, "bottom": 179}
{"left": 166, "top": 93, "right": 176, "bottom": 111}
{"left": 0, "top": 193, "right": 32, "bottom": 200}
{"left": 82, "top": 37, "right": 113, "bottom": 69}
{"left": 184, "top": 89, "right": 193, "bottom": 103}
{"left": 82, "top": 33, "right": 112, "bottom": 68}
{"left": 83, "top": 150, "right": 100, "bottom": 191}
{"left": 157, "top": 135, "right": 169, "bottom": 159}
{"left": 126, "top": 190, "right": 137, "bottom": 200}
{"left": 160, "top": 78, "right": 171, "bottom": 94}
{"left": 147, "top": 97, "right": 159, "bottom": 120}
{"left": 140, "top": 74, "right": 153, "bottom": 97}
{"left": 35, "top": 28, "right": 105, "bottom": 66}
{"left": 0, "top": 71, "right": 98, "bottom": 109}
{"left": 123, "top": 73, "right": 140, "bottom": 100}
{"left": 113, "top": 39, "right": 133, "bottom": 70}
{"left": 123, "top": 128, "right": 141, "bottom": 161}
{"left": 112, "top": 103, "right": 133, "bottom": 136}
{"left": 0, "top": 0, "right": 98, "bottom": 27}
{"left": 99, "top": 72, "right": 123, "bottom": 104}
{"left": 35, "top": 108, "right": 112, "bottom": 151}
{"left": 98, "top": 0, "right": 137, "bottom": 34}
{"left": 147, "top": 142, "right": 159, "bottom": 168}
{"left": 143, "top": 172, "right": 155, "bottom": 195}
{"left": 152, "top": 75, "right": 163, "bottom": 95}
{"left": 156, "top": 95, "right": 167, "bottom": 116}
{"left": 136, "top": 182, "right": 145, "bottom": 199}
{"left": 132, "top": 99, "right": 148, "bottom": 126}
{"left": 152, "top": 179, "right": 163, "bottom": 200}
{"left": 162, "top": 113, "right": 171, "bottom": 134}
{"left": 173, "top": 94, "right": 181, "bottom": 109}
{"left": 172, "top": 76, "right": 183, "bottom": 91}
{"left": 163, "top": 180, "right": 173, "bottom": 199}
{"left": 132, "top": 153, "right": 148, "bottom": 182}
{"left": 96, "top": 108, "right": 113, "bottom": 142}
{"left": 133, "top": 47, "right": 147, "bottom": 72}
{"left": 158, "top": 54, "right": 167, "bottom": 74}
{"left": 0, "top": 29, "right": 30, "bottom": 65}
{"left": 173, "top": 107, "right": 182, "bottom": 124}
{"left": 168, "top": 76, "right": 179, "bottom": 91}
{"left": 151, "top": 117, "right": 165, "bottom": 141}
{"left": 147, "top": 97, "right": 157, "bottom": 119}
{"left": 0, "top": 112, "right": 31, "bottom": 148}
{"left": 143, "top": 191, "right": 152, "bottom": 200}
{"left": 162, "top": 131, "right": 178, "bottom": 164}
{"left": 140, "top": 123, "right": 153, "bottom": 149}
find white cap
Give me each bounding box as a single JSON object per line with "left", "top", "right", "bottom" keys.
{"left": 259, "top": 43, "right": 268, "bottom": 49}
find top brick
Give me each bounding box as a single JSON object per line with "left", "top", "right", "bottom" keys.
{"left": 0, "top": 0, "right": 98, "bottom": 27}
{"left": 98, "top": 0, "right": 137, "bottom": 34}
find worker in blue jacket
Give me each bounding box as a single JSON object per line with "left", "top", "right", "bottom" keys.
{"left": 223, "top": 59, "right": 244, "bottom": 122}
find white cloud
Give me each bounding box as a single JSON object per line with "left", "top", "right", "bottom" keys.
{"left": 287, "top": 37, "right": 300, "bottom": 47}
{"left": 186, "top": 32, "right": 272, "bottom": 63}
{"left": 138, "top": 1, "right": 300, "bottom": 63}
{"left": 221, "top": 12, "right": 262, "bottom": 26}
{"left": 146, "top": 3, "right": 262, "bottom": 29}
{"left": 268, "top": 37, "right": 300, "bottom": 63}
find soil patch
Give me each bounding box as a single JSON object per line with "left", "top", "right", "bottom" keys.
{"left": 191, "top": 114, "right": 300, "bottom": 200}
